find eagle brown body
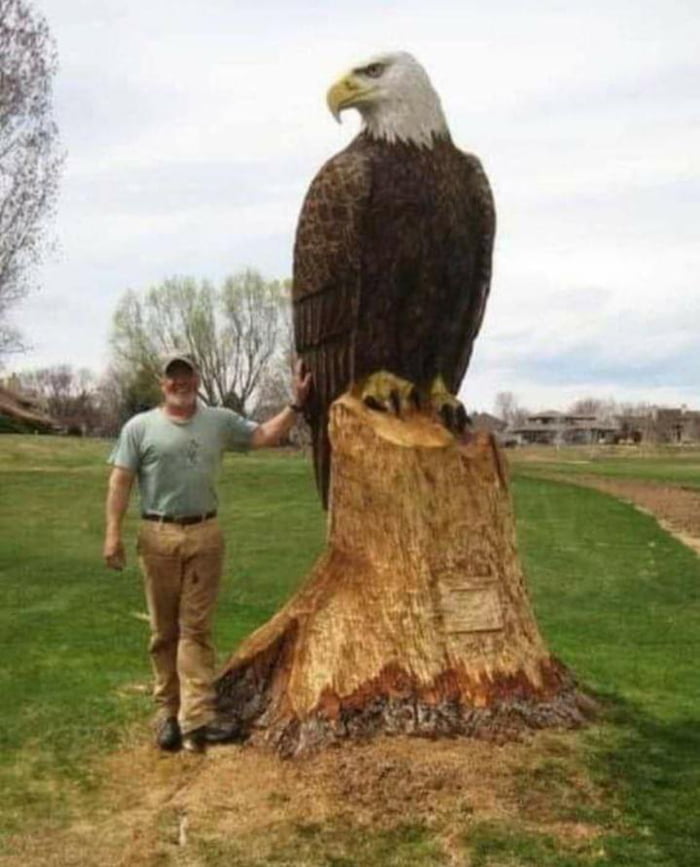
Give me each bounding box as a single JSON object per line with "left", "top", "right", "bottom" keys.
{"left": 293, "top": 60, "right": 496, "bottom": 508}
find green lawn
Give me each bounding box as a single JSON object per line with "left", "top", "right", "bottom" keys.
{"left": 508, "top": 478, "right": 700, "bottom": 865}
{"left": 509, "top": 444, "right": 700, "bottom": 488}
{"left": 0, "top": 435, "right": 699, "bottom": 864}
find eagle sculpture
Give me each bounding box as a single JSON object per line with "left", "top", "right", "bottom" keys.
{"left": 293, "top": 51, "right": 496, "bottom": 508}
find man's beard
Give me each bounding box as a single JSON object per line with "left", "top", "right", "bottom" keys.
{"left": 166, "top": 392, "right": 196, "bottom": 410}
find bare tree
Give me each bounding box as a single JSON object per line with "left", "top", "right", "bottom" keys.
{"left": 493, "top": 391, "right": 517, "bottom": 424}
{"left": 91, "top": 363, "right": 162, "bottom": 435}
{"left": 217, "top": 270, "right": 287, "bottom": 413}
{"left": 111, "top": 270, "right": 290, "bottom": 416}
{"left": 0, "top": 0, "right": 62, "bottom": 359}
{"left": 493, "top": 391, "right": 531, "bottom": 426}
{"left": 615, "top": 401, "right": 657, "bottom": 443}
{"left": 249, "top": 280, "right": 293, "bottom": 414}
{"left": 13, "top": 364, "right": 98, "bottom": 433}
{"left": 568, "top": 397, "right": 618, "bottom": 422}
{"left": 617, "top": 401, "right": 655, "bottom": 418}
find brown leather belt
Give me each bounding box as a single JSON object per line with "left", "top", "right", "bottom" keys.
{"left": 141, "top": 511, "right": 217, "bottom": 526}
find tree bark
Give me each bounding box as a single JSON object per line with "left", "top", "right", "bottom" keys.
{"left": 216, "top": 395, "right": 592, "bottom": 756}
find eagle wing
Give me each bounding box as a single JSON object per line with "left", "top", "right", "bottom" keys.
{"left": 450, "top": 152, "right": 496, "bottom": 390}
{"left": 292, "top": 146, "right": 372, "bottom": 507}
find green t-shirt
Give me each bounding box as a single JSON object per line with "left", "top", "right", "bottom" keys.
{"left": 108, "top": 405, "right": 258, "bottom": 516}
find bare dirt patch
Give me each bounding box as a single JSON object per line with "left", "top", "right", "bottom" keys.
{"left": 2, "top": 728, "right": 604, "bottom": 866}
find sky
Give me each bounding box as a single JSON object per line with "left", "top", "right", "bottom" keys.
{"left": 8, "top": 0, "right": 700, "bottom": 413}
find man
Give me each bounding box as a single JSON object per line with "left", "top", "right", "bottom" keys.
{"left": 104, "top": 353, "right": 311, "bottom": 753}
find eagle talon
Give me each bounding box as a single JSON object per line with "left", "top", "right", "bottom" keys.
{"left": 389, "top": 389, "right": 402, "bottom": 416}
{"left": 428, "top": 375, "right": 471, "bottom": 436}
{"left": 439, "top": 404, "right": 455, "bottom": 430}
{"left": 455, "top": 405, "right": 470, "bottom": 432}
{"left": 363, "top": 396, "right": 387, "bottom": 413}
{"left": 359, "top": 370, "right": 418, "bottom": 418}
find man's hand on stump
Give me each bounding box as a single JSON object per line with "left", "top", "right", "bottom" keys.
{"left": 292, "top": 359, "right": 312, "bottom": 410}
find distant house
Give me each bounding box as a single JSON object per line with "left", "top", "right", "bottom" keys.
{"left": 615, "top": 414, "right": 653, "bottom": 444}
{"left": 652, "top": 407, "right": 700, "bottom": 444}
{"left": 507, "top": 410, "right": 619, "bottom": 446}
{"left": 0, "top": 384, "right": 59, "bottom": 433}
{"left": 615, "top": 407, "right": 700, "bottom": 444}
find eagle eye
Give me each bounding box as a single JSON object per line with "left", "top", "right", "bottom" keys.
{"left": 363, "top": 63, "right": 385, "bottom": 79}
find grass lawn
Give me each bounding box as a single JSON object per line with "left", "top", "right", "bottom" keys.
{"left": 0, "top": 435, "right": 699, "bottom": 864}
{"left": 509, "top": 478, "right": 700, "bottom": 865}
{"left": 509, "top": 443, "right": 700, "bottom": 488}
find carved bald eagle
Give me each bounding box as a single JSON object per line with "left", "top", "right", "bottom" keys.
{"left": 293, "top": 51, "right": 496, "bottom": 508}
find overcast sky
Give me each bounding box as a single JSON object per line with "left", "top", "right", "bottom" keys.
{"left": 9, "top": 0, "right": 700, "bottom": 412}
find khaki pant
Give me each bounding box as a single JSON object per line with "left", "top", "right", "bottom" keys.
{"left": 137, "top": 518, "right": 224, "bottom": 734}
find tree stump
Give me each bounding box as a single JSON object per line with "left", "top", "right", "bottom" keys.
{"left": 216, "top": 395, "right": 591, "bottom": 756}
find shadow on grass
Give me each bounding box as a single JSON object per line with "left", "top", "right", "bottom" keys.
{"left": 466, "top": 690, "right": 700, "bottom": 867}
{"left": 589, "top": 694, "right": 700, "bottom": 867}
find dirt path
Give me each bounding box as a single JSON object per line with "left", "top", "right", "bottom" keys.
{"left": 540, "top": 474, "right": 700, "bottom": 556}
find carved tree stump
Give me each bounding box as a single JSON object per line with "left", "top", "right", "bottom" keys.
{"left": 216, "top": 395, "right": 591, "bottom": 756}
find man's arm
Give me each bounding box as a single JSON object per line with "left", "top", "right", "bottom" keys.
{"left": 251, "top": 360, "right": 312, "bottom": 450}
{"left": 251, "top": 405, "right": 300, "bottom": 449}
{"left": 104, "top": 466, "right": 135, "bottom": 570}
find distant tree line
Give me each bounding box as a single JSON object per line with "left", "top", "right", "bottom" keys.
{"left": 493, "top": 391, "right": 657, "bottom": 427}
{"left": 7, "top": 269, "right": 301, "bottom": 438}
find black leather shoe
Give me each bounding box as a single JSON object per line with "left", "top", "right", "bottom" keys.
{"left": 182, "top": 725, "right": 207, "bottom": 754}
{"left": 156, "top": 716, "right": 182, "bottom": 752}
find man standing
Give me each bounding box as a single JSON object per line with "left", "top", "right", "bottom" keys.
{"left": 103, "top": 353, "right": 311, "bottom": 753}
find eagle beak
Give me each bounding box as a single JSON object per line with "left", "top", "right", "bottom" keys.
{"left": 326, "top": 74, "right": 369, "bottom": 123}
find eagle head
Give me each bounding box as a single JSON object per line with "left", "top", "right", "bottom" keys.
{"left": 326, "top": 51, "right": 449, "bottom": 148}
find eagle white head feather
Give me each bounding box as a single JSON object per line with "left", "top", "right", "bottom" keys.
{"left": 326, "top": 51, "right": 449, "bottom": 148}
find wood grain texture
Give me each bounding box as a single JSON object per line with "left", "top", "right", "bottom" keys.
{"left": 216, "top": 398, "right": 591, "bottom": 755}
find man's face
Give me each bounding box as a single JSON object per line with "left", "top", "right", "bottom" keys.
{"left": 160, "top": 362, "right": 199, "bottom": 411}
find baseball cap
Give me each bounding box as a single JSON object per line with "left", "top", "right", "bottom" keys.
{"left": 161, "top": 352, "right": 198, "bottom": 376}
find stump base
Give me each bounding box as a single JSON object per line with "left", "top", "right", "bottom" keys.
{"left": 216, "top": 397, "right": 593, "bottom": 756}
